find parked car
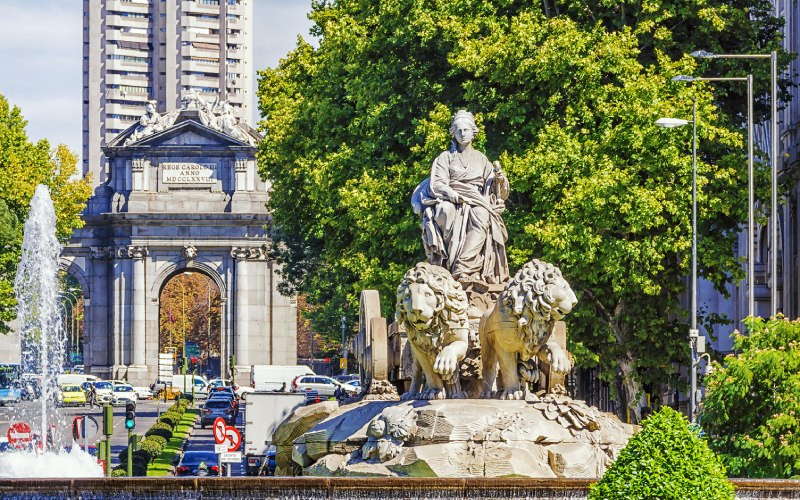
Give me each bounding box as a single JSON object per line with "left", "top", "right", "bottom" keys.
{"left": 92, "top": 381, "right": 114, "bottom": 404}
{"left": 0, "top": 384, "right": 22, "bottom": 406}
{"left": 59, "top": 384, "right": 87, "bottom": 407}
{"left": 345, "top": 380, "right": 361, "bottom": 390}
{"left": 200, "top": 399, "right": 235, "bottom": 427}
{"left": 292, "top": 375, "right": 359, "bottom": 397}
{"left": 131, "top": 386, "right": 152, "bottom": 400}
{"left": 81, "top": 381, "right": 112, "bottom": 405}
{"left": 111, "top": 384, "right": 137, "bottom": 406}
{"left": 176, "top": 450, "right": 220, "bottom": 476}
{"left": 333, "top": 374, "right": 360, "bottom": 384}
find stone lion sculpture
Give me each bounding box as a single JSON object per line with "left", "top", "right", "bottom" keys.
{"left": 480, "top": 259, "right": 578, "bottom": 400}
{"left": 396, "top": 262, "right": 470, "bottom": 400}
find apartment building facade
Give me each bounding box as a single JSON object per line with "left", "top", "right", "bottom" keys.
{"left": 703, "top": 0, "right": 800, "bottom": 351}
{"left": 83, "top": 0, "right": 253, "bottom": 189}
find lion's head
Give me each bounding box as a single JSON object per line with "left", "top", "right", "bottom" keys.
{"left": 501, "top": 259, "right": 577, "bottom": 325}
{"left": 396, "top": 262, "right": 469, "bottom": 351}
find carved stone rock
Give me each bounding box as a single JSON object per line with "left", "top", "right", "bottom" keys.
{"left": 272, "top": 400, "right": 338, "bottom": 475}
{"left": 293, "top": 399, "right": 635, "bottom": 478}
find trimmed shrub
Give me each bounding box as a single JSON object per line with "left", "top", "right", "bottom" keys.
{"left": 158, "top": 413, "right": 180, "bottom": 428}
{"left": 111, "top": 468, "right": 127, "bottom": 477}
{"left": 589, "top": 406, "right": 734, "bottom": 500}
{"left": 148, "top": 434, "right": 168, "bottom": 448}
{"left": 138, "top": 438, "right": 163, "bottom": 460}
{"left": 146, "top": 426, "right": 173, "bottom": 441}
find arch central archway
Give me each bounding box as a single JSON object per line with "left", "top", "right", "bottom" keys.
{"left": 158, "top": 269, "right": 222, "bottom": 378}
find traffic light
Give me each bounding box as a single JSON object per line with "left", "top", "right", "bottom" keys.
{"left": 125, "top": 402, "right": 136, "bottom": 430}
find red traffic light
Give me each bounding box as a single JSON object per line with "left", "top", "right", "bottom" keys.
{"left": 324, "top": 358, "right": 330, "bottom": 363}
{"left": 191, "top": 357, "right": 197, "bottom": 363}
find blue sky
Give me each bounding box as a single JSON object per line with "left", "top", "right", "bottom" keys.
{"left": 0, "top": 0, "right": 313, "bottom": 160}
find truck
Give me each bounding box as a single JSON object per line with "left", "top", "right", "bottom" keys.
{"left": 249, "top": 365, "right": 313, "bottom": 392}
{"left": 244, "top": 391, "right": 305, "bottom": 475}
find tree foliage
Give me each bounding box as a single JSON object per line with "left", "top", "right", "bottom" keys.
{"left": 257, "top": 0, "right": 784, "bottom": 418}
{"left": 0, "top": 95, "right": 92, "bottom": 332}
{"left": 700, "top": 317, "right": 800, "bottom": 478}
{"left": 158, "top": 271, "right": 221, "bottom": 356}
{"left": 590, "top": 406, "right": 734, "bottom": 499}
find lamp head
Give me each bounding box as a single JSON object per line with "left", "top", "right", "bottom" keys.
{"left": 690, "top": 50, "right": 716, "bottom": 58}
{"left": 655, "top": 117, "right": 690, "bottom": 128}
{"left": 671, "top": 75, "right": 696, "bottom": 82}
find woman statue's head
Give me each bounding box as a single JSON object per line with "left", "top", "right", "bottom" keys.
{"left": 449, "top": 110, "right": 479, "bottom": 149}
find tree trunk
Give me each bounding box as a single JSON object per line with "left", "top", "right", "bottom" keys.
{"left": 618, "top": 354, "right": 642, "bottom": 424}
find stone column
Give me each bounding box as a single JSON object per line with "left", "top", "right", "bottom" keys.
{"left": 231, "top": 247, "right": 249, "bottom": 367}
{"left": 129, "top": 245, "right": 148, "bottom": 366}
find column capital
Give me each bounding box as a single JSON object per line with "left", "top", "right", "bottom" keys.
{"left": 231, "top": 246, "right": 267, "bottom": 261}
{"left": 118, "top": 245, "right": 149, "bottom": 260}
{"left": 90, "top": 246, "right": 114, "bottom": 260}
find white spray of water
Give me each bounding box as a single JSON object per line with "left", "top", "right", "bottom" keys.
{"left": 7, "top": 184, "right": 101, "bottom": 477}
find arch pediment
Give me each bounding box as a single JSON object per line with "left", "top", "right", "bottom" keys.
{"left": 106, "top": 117, "right": 258, "bottom": 151}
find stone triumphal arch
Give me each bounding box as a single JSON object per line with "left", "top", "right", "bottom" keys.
{"left": 61, "top": 100, "right": 297, "bottom": 385}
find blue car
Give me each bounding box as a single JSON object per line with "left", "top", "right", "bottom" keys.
{"left": 200, "top": 399, "right": 234, "bottom": 427}
{"left": 0, "top": 385, "right": 22, "bottom": 406}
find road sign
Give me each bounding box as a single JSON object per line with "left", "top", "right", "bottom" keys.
{"left": 72, "top": 416, "right": 99, "bottom": 440}
{"left": 213, "top": 418, "right": 227, "bottom": 445}
{"left": 7, "top": 422, "right": 32, "bottom": 445}
{"left": 224, "top": 426, "right": 242, "bottom": 452}
{"left": 340, "top": 358, "right": 347, "bottom": 370}
{"left": 219, "top": 451, "right": 242, "bottom": 463}
{"left": 214, "top": 443, "right": 228, "bottom": 454}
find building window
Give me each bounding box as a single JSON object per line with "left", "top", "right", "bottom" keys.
{"left": 107, "top": 54, "right": 151, "bottom": 64}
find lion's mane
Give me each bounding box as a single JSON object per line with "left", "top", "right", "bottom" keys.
{"left": 396, "top": 262, "right": 469, "bottom": 355}
{"left": 499, "top": 259, "right": 569, "bottom": 350}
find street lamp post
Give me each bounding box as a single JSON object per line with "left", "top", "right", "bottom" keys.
{"left": 656, "top": 99, "right": 699, "bottom": 422}
{"left": 671, "top": 75, "right": 755, "bottom": 318}
{"left": 691, "top": 50, "right": 779, "bottom": 316}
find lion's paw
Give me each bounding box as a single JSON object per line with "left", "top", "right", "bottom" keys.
{"left": 480, "top": 390, "right": 496, "bottom": 399}
{"left": 449, "top": 391, "right": 466, "bottom": 399}
{"left": 401, "top": 391, "right": 420, "bottom": 401}
{"left": 546, "top": 343, "right": 572, "bottom": 374}
{"left": 499, "top": 389, "right": 524, "bottom": 400}
{"left": 422, "top": 388, "right": 446, "bottom": 400}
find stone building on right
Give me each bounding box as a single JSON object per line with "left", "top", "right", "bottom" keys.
{"left": 703, "top": 1, "right": 800, "bottom": 352}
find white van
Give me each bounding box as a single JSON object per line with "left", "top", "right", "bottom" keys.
{"left": 170, "top": 374, "right": 208, "bottom": 398}
{"left": 250, "top": 365, "right": 314, "bottom": 392}
{"left": 57, "top": 374, "right": 98, "bottom": 386}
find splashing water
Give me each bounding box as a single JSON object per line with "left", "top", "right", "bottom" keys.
{"left": 6, "top": 184, "right": 101, "bottom": 477}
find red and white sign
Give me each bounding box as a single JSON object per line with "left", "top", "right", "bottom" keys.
{"left": 213, "top": 418, "right": 227, "bottom": 445}
{"left": 211, "top": 417, "right": 242, "bottom": 452}
{"left": 224, "top": 426, "right": 241, "bottom": 452}
{"left": 7, "top": 422, "right": 33, "bottom": 445}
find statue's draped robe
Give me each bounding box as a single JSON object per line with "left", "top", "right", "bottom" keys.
{"left": 414, "top": 146, "right": 509, "bottom": 283}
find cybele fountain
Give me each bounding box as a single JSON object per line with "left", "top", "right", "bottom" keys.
{"left": 0, "top": 184, "right": 102, "bottom": 478}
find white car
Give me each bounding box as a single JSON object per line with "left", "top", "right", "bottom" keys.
{"left": 92, "top": 381, "right": 114, "bottom": 405}
{"left": 111, "top": 384, "right": 137, "bottom": 406}
{"left": 292, "top": 375, "right": 359, "bottom": 397}
{"left": 131, "top": 386, "right": 152, "bottom": 400}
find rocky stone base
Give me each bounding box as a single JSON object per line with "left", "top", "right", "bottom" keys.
{"left": 288, "top": 395, "right": 636, "bottom": 478}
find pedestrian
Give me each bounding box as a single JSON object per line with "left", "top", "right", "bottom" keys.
{"left": 88, "top": 384, "right": 96, "bottom": 409}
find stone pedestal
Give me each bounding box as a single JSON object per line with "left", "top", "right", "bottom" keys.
{"left": 287, "top": 396, "right": 635, "bottom": 479}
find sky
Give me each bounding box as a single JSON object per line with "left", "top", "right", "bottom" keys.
{"left": 0, "top": 0, "right": 314, "bottom": 160}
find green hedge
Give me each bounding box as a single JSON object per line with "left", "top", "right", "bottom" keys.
{"left": 117, "top": 401, "right": 189, "bottom": 476}
{"left": 590, "top": 407, "right": 734, "bottom": 499}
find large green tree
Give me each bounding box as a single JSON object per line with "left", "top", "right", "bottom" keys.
{"left": 0, "top": 95, "right": 92, "bottom": 332}
{"left": 257, "top": 0, "right": 783, "bottom": 420}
